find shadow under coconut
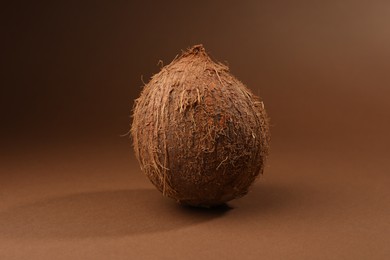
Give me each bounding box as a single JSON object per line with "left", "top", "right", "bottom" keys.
{"left": 0, "top": 189, "right": 230, "bottom": 240}
{"left": 230, "top": 182, "right": 319, "bottom": 217}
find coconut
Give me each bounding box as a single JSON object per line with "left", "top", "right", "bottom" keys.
{"left": 131, "top": 44, "right": 270, "bottom": 207}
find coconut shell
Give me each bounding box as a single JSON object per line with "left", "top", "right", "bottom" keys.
{"left": 131, "top": 45, "right": 270, "bottom": 207}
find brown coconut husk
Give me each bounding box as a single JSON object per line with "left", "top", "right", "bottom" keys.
{"left": 131, "top": 44, "right": 270, "bottom": 207}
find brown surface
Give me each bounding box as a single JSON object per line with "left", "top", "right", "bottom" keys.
{"left": 1, "top": 1, "right": 390, "bottom": 259}
{"left": 1, "top": 139, "right": 389, "bottom": 259}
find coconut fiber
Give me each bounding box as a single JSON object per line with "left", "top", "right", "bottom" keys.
{"left": 131, "top": 45, "right": 270, "bottom": 207}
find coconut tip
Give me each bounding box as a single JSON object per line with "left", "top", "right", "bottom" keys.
{"left": 189, "top": 44, "right": 205, "bottom": 53}
{"left": 182, "top": 44, "right": 208, "bottom": 57}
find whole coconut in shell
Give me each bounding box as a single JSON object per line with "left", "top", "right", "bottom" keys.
{"left": 131, "top": 45, "right": 270, "bottom": 207}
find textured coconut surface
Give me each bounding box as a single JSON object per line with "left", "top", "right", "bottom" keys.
{"left": 132, "top": 45, "right": 270, "bottom": 206}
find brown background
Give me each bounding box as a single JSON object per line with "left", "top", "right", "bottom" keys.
{"left": 1, "top": 1, "right": 389, "bottom": 259}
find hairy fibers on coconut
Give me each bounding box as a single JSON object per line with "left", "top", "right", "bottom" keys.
{"left": 131, "top": 45, "right": 270, "bottom": 207}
